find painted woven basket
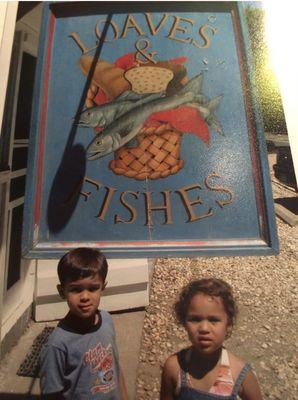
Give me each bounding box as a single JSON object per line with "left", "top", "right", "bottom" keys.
{"left": 109, "top": 121, "right": 184, "bottom": 180}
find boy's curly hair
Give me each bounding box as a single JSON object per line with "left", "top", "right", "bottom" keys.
{"left": 174, "top": 278, "right": 238, "bottom": 327}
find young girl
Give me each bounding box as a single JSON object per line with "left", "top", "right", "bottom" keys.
{"left": 160, "top": 278, "right": 263, "bottom": 400}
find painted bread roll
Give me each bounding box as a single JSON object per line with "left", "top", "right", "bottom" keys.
{"left": 124, "top": 66, "right": 174, "bottom": 94}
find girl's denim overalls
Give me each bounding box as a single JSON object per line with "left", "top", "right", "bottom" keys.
{"left": 175, "top": 364, "right": 251, "bottom": 400}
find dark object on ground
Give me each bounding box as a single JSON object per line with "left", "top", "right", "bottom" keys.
{"left": 275, "top": 197, "right": 298, "bottom": 216}
{"left": 17, "top": 327, "right": 54, "bottom": 378}
{"left": 266, "top": 133, "right": 297, "bottom": 191}
{"left": 273, "top": 146, "right": 297, "bottom": 191}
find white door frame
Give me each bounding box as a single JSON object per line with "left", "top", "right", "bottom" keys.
{"left": 0, "top": 2, "right": 42, "bottom": 346}
{"left": 0, "top": 0, "right": 18, "bottom": 349}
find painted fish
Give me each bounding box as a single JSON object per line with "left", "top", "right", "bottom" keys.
{"left": 186, "top": 95, "right": 224, "bottom": 135}
{"left": 87, "top": 92, "right": 195, "bottom": 160}
{"left": 76, "top": 91, "right": 164, "bottom": 129}
{"left": 86, "top": 75, "right": 205, "bottom": 160}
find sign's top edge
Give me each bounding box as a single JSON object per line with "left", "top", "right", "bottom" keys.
{"left": 48, "top": 1, "right": 241, "bottom": 18}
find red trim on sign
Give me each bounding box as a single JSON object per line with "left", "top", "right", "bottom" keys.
{"left": 34, "top": 12, "right": 55, "bottom": 225}
{"left": 231, "top": 9, "right": 267, "bottom": 241}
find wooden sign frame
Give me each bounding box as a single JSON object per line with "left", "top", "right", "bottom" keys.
{"left": 22, "top": 1, "right": 279, "bottom": 258}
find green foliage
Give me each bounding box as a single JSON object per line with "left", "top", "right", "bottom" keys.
{"left": 245, "top": 6, "right": 287, "bottom": 133}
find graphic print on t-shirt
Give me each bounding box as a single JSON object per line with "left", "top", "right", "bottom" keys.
{"left": 83, "top": 342, "right": 116, "bottom": 394}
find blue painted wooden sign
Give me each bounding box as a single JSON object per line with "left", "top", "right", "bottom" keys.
{"left": 22, "top": 2, "right": 279, "bottom": 258}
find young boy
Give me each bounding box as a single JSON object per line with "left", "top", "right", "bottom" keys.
{"left": 40, "top": 247, "right": 127, "bottom": 399}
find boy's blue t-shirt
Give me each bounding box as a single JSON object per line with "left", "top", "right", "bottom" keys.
{"left": 40, "top": 310, "right": 121, "bottom": 399}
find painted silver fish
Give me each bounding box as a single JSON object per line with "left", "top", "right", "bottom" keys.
{"left": 187, "top": 95, "right": 224, "bottom": 135}
{"left": 86, "top": 74, "right": 209, "bottom": 160}
{"left": 76, "top": 91, "right": 164, "bottom": 129}
{"left": 87, "top": 89, "right": 197, "bottom": 160}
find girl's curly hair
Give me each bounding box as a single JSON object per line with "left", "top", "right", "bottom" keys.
{"left": 174, "top": 278, "right": 238, "bottom": 328}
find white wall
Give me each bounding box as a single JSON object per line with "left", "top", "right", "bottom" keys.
{"left": 0, "top": 2, "right": 18, "bottom": 136}
{"left": 1, "top": 260, "right": 36, "bottom": 339}
{"left": 35, "top": 258, "right": 149, "bottom": 321}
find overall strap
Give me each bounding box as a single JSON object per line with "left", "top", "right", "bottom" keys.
{"left": 180, "top": 368, "right": 188, "bottom": 386}
{"left": 179, "top": 348, "right": 191, "bottom": 387}
{"left": 221, "top": 348, "right": 230, "bottom": 366}
{"left": 232, "top": 364, "right": 251, "bottom": 395}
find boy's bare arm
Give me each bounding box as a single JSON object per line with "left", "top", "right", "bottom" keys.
{"left": 119, "top": 365, "right": 128, "bottom": 400}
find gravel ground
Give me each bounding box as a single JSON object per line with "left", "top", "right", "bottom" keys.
{"left": 135, "top": 176, "right": 298, "bottom": 400}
